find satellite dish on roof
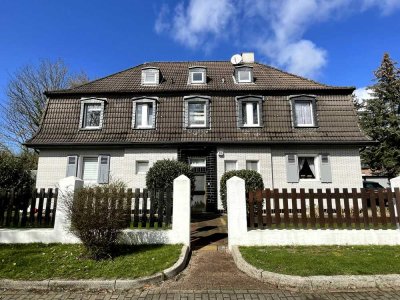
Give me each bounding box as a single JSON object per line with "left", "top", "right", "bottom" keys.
{"left": 231, "top": 54, "right": 242, "bottom": 65}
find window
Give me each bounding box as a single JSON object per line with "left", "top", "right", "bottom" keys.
{"left": 286, "top": 153, "right": 331, "bottom": 183}
{"left": 184, "top": 96, "right": 210, "bottom": 128}
{"left": 188, "top": 102, "right": 206, "bottom": 127}
{"left": 298, "top": 156, "right": 316, "bottom": 179}
{"left": 141, "top": 68, "right": 159, "bottom": 85}
{"left": 189, "top": 67, "right": 206, "bottom": 84}
{"left": 132, "top": 97, "right": 157, "bottom": 129}
{"left": 135, "top": 103, "right": 154, "bottom": 128}
{"left": 66, "top": 154, "right": 110, "bottom": 184}
{"left": 246, "top": 160, "right": 258, "bottom": 171}
{"left": 79, "top": 98, "right": 105, "bottom": 129}
{"left": 242, "top": 102, "right": 260, "bottom": 126}
{"left": 82, "top": 157, "right": 98, "bottom": 181}
{"left": 235, "top": 66, "right": 253, "bottom": 83}
{"left": 136, "top": 161, "right": 149, "bottom": 174}
{"left": 225, "top": 160, "right": 237, "bottom": 172}
{"left": 189, "top": 158, "right": 206, "bottom": 167}
{"left": 290, "top": 96, "right": 317, "bottom": 127}
{"left": 236, "top": 96, "right": 263, "bottom": 127}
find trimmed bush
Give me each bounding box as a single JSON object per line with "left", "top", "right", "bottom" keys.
{"left": 146, "top": 159, "right": 195, "bottom": 192}
{"left": 220, "top": 169, "right": 264, "bottom": 211}
{"left": 65, "top": 181, "right": 129, "bottom": 260}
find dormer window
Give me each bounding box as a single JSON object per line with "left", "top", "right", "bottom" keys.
{"left": 290, "top": 95, "right": 318, "bottom": 127}
{"left": 184, "top": 95, "right": 211, "bottom": 128}
{"left": 79, "top": 98, "right": 105, "bottom": 130}
{"left": 235, "top": 66, "right": 253, "bottom": 83}
{"left": 132, "top": 97, "right": 158, "bottom": 129}
{"left": 236, "top": 95, "right": 263, "bottom": 127}
{"left": 189, "top": 67, "right": 206, "bottom": 84}
{"left": 141, "top": 68, "right": 159, "bottom": 85}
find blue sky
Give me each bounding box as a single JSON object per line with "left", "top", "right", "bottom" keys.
{"left": 1, "top": 0, "right": 400, "bottom": 101}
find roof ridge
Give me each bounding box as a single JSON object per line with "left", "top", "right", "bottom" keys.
{"left": 253, "top": 62, "right": 348, "bottom": 89}
{"left": 46, "top": 63, "right": 148, "bottom": 94}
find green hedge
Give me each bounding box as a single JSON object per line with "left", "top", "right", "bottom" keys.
{"left": 146, "top": 159, "right": 195, "bottom": 192}
{"left": 220, "top": 169, "right": 264, "bottom": 211}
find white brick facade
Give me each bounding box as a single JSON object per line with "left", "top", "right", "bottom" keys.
{"left": 36, "top": 148, "right": 177, "bottom": 189}
{"left": 216, "top": 145, "right": 362, "bottom": 210}
{"left": 36, "top": 145, "right": 362, "bottom": 212}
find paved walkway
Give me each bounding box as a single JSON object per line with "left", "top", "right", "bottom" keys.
{"left": 2, "top": 214, "right": 400, "bottom": 299}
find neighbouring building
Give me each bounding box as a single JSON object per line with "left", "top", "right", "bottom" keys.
{"left": 26, "top": 53, "right": 372, "bottom": 212}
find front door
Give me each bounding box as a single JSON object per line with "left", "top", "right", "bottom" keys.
{"left": 189, "top": 157, "right": 207, "bottom": 213}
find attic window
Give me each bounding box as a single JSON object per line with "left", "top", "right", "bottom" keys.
{"left": 236, "top": 95, "right": 263, "bottom": 127}
{"left": 290, "top": 95, "right": 318, "bottom": 127}
{"left": 235, "top": 66, "right": 253, "bottom": 83}
{"left": 132, "top": 97, "right": 158, "bottom": 129}
{"left": 141, "top": 68, "right": 159, "bottom": 85}
{"left": 189, "top": 67, "right": 206, "bottom": 84}
{"left": 79, "top": 98, "right": 106, "bottom": 130}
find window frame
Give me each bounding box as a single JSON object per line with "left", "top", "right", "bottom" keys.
{"left": 189, "top": 157, "right": 207, "bottom": 168}
{"left": 224, "top": 160, "right": 238, "bottom": 172}
{"left": 184, "top": 95, "right": 211, "bottom": 129}
{"left": 79, "top": 156, "right": 99, "bottom": 183}
{"left": 189, "top": 67, "right": 206, "bottom": 84}
{"left": 235, "top": 66, "right": 253, "bottom": 83}
{"left": 290, "top": 95, "right": 318, "bottom": 128}
{"left": 132, "top": 97, "right": 158, "bottom": 129}
{"left": 136, "top": 160, "right": 150, "bottom": 174}
{"left": 141, "top": 68, "right": 159, "bottom": 85}
{"left": 79, "top": 98, "right": 106, "bottom": 130}
{"left": 236, "top": 95, "right": 263, "bottom": 128}
{"left": 297, "top": 154, "right": 319, "bottom": 181}
{"left": 246, "top": 160, "right": 259, "bottom": 172}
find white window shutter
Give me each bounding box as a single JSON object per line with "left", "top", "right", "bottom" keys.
{"left": 98, "top": 155, "right": 110, "bottom": 184}
{"left": 66, "top": 155, "right": 78, "bottom": 177}
{"left": 320, "top": 154, "right": 332, "bottom": 183}
{"left": 286, "top": 154, "right": 299, "bottom": 183}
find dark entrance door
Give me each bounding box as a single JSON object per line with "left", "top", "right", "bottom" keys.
{"left": 178, "top": 147, "right": 217, "bottom": 213}
{"left": 189, "top": 157, "right": 207, "bottom": 213}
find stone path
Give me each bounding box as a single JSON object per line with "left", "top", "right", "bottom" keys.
{"left": 2, "top": 214, "right": 400, "bottom": 299}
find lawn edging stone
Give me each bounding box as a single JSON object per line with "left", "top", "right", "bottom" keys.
{"left": 0, "top": 245, "right": 190, "bottom": 291}
{"left": 231, "top": 245, "right": 400, "bottom": 292}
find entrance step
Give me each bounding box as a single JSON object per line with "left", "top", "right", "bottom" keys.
{"left": 191, "top": 214, "right": 228, "bottom": 250}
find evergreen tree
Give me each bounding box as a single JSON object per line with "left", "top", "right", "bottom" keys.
{"left": 359, "top": 53, "right": 400, "bottom": 178}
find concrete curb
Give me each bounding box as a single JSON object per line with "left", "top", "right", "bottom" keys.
{"left": 0, "top": 245, "right": 190, "bottom": 291}
{"left": 231, "top": 245, "right": 400, "bottom": 292}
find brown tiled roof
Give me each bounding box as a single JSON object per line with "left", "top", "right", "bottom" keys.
{"left": 45, "top": 61, "right": 354, "bottom": 94}
{"left": 27, "top": 93, "right": 371, "bottom": 147}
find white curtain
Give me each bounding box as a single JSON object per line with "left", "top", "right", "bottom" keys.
{"left": 298, "top": 157, "right": 305, "bottom": 171}
{"left": 306, "top": 157, "right": 315, "bottom": 177}
{"left": 295, "top": 101, "right": 312, "bottom": 125}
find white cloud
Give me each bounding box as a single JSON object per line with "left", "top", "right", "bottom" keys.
{"left": 361, "top": 0, "right": 400, "bottom": 15}
{"left": 354, "top": 87, "right": 375, "bottom": 101}
{"left": 156, "top": 0, "right": 235, "bottom": 48}
{"left": 155, "top": 0, "right": 400, "bottom": 79}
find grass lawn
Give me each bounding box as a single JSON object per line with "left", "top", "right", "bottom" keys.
{"left": 240, "top": 245, "right": 400, "bottom": 276}
{"left": 0, "top": 244, "right": 181, "bottom": 280}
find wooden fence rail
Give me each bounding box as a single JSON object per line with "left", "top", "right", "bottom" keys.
{"left": 247, "top": 188, "right": 400, "bottom": 230}
{"left": 77, "top": 187, "right": 173, "bottom": 229}
{"left": 0, "top": 188, "right": 58, "bottom": 228}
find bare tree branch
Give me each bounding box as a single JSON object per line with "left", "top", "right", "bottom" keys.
{"left": 0, "top": 59, "right": 89, "bottom": 149}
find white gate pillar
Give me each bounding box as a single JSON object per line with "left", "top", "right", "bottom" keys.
{"left": 172, "top": 175, "right": 191, "bottom": 247}
{"left": 227, "top": 176, "right": 247, "bottom": 250}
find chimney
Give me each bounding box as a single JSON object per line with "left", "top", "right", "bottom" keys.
{"left": 241, "top": 52, "right": 254, "bottom": 63}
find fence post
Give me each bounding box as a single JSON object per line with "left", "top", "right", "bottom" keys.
{"left": 227, "top": 176, "right": 247, "bottom": 250}
{"left": 54, "top": 176, "right": 84, "bottom": 242}
{"left": 172, "top": 175, "right": 191, "bottom": 247}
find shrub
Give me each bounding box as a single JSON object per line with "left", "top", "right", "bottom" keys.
{"left": 220, "top": 169, "right": 264, "bottom": 211}
{"left": 146, "top": 159, "right": 195, "bottom": 193}
{"left": 0, "top": 150, "right": 37, "bottom": 191}
{"left": 65, "top": 181, "right": 130, "bottom": 260}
